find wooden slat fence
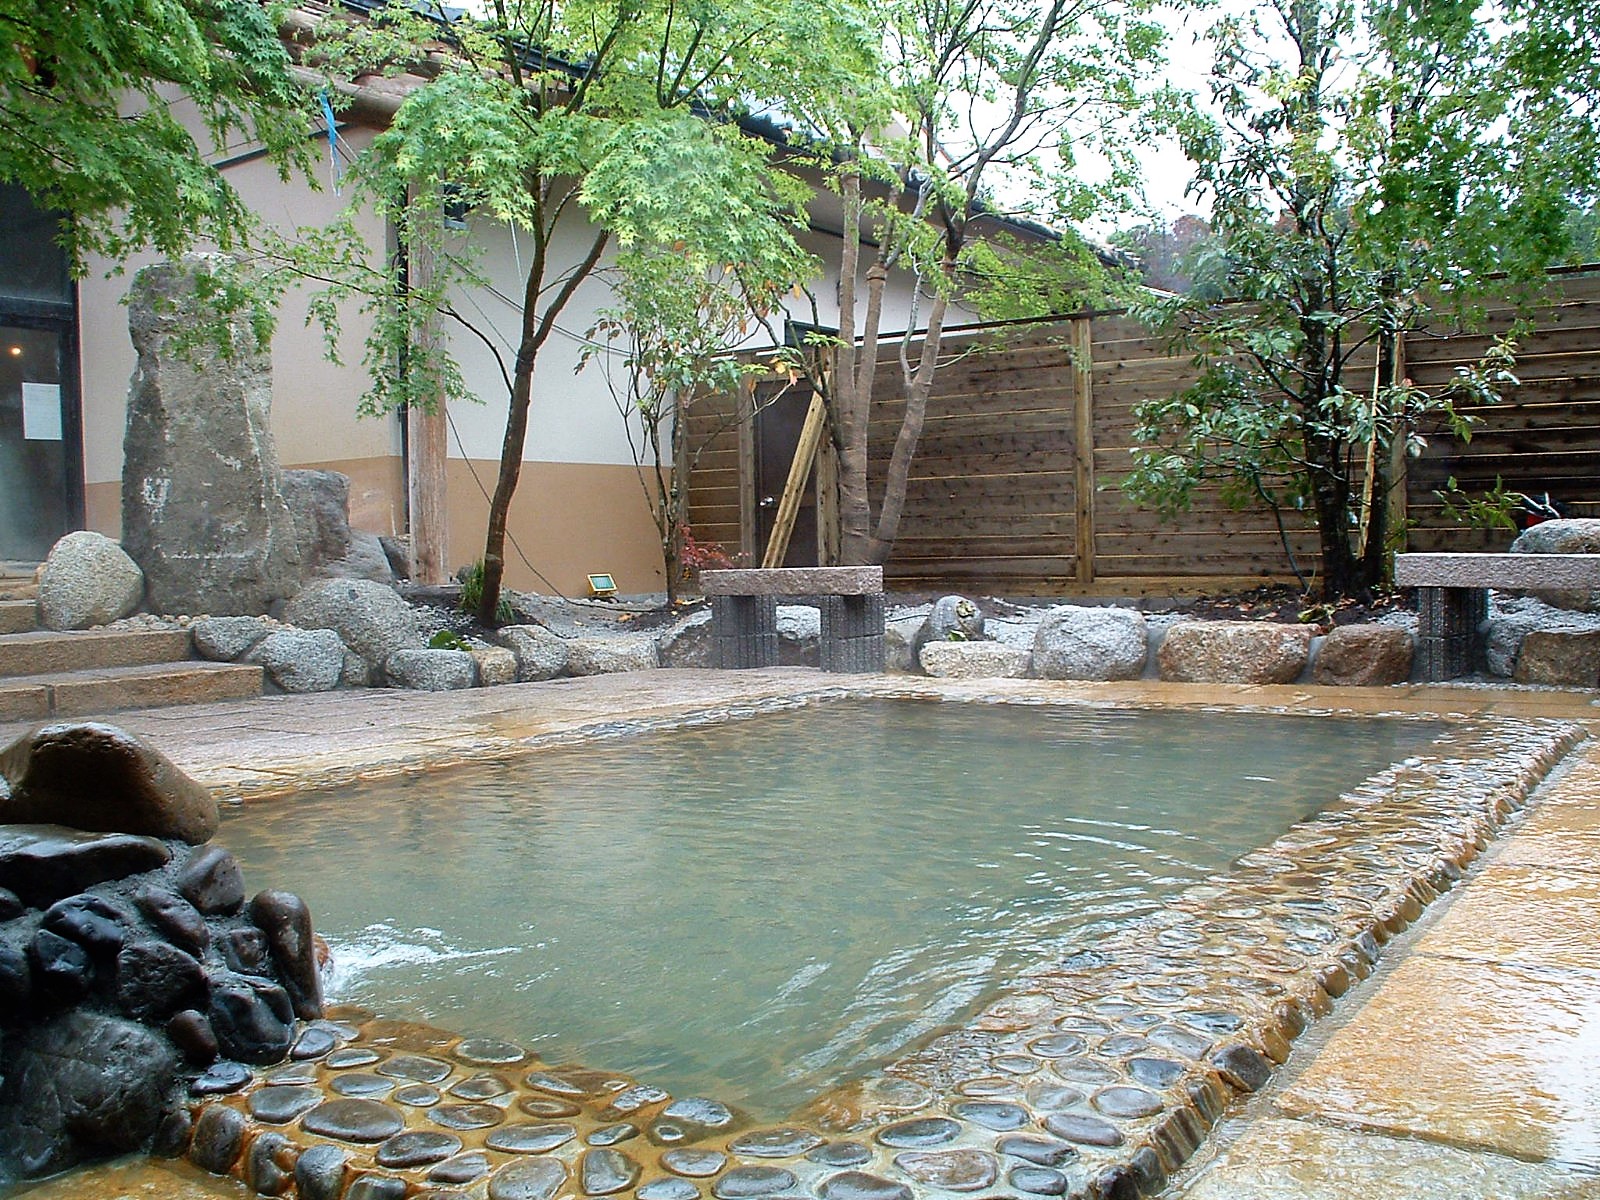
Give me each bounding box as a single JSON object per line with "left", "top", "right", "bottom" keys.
{"left": 687, "top": 268, "right": 1600, "bottom": 593}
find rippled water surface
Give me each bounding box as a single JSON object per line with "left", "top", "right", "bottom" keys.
{"left": 222, "top": 701, "right": 1439, "bottom": 1117}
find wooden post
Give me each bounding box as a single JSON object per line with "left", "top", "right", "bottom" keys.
{"left": 1072, "top": 316, "right": 1097, "bottom": 586}
{"left": 737, "top": 376, "right": 758, "bottom": 565}
{"left": 761, "top": 389, "right": 829, "bottom": 569}
{"left": 405, "top": 231, "right": 449, "bottom": 585}
{"left": 1386, "top": 332, "right": 1410, "bottom": 556}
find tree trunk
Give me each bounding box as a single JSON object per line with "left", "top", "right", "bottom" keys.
{"left": 871, "top": 272, "right": 952, "bottom": 560}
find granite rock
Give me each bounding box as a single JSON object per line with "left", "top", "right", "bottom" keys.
{"left": 36, "top": 532, "right": 144, "bottom": 631}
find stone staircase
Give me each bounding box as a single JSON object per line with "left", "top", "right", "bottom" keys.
{"left": 0, "top": 592, "right": 264, "bottom": 723}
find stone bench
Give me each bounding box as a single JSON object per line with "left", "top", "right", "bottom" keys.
{"left": 700, "top": 567, "right": 885, "bottom": 673}
{"left": 1394, "top": 552, "right": 1600, "bottom": 680}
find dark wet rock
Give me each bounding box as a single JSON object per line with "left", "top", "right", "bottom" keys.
{"left": 331, "top": 1072, "right": 396, "bottom": 1098}
{"left": 583, "top": 1147, "right": 642, "bottom": 1195}
{"left": 379, "top": 1053, "right": 454, "bottom": 1083}
{"left": 176, "top": 846, "right": 244, "bottom": 915}
{"left": 951, "top": 1101, "right": 1029, "bottom": 1130}
{"left": 0, "top": 1011, "right": 178, "bottom": 1177}
{"left": 133, "top": 887, "right": 208, "bottom": 956}
{"left": 190, "top": 1102, "right": 248, "bottom": 1175}
{"left": 1098, "top": 1034, "right": 1151, "bottom": 1058}
{"left": 874, "top": 1117, "right": 960, "bottom": 1148}
{"left": 486, "top": 1123, "right": 578, "bottom": 1154}
{"left": 710, "top": 1165, "right": 798, "bottom": 1198}
{"left": 890, "top": 1150, "right": 998, "bottom": 1192}
{"left": 190, "top": 1059, "right": 251, "bottom": 1095}
{"left": 650, "top": 1121, "right": 687, "bottom": 1145}
{"left": 991, "top": 1053, "right": 1040, "bottom": 1074}
{"left": 1026, "top": 1034, "right": 1086, "bottom": 1058}
{"left": 377, "top": 1130, "right": 464, "bottom": 1168}
{"left": 1093, "top": 1086, "right": 1163, "bottom": 1119}
{"left": 246, "top": 1129, "right": 298, "bottom": 1197}
{"left": 1148, "top": 1024, "right": 1212, "bottom": 1059}
{"left": 208, "top": 978, "right": 292, "bottom": 1063}
{"left": 0, "top": 827, "right": 172, "bottom": 908}
{"left": 638, "top": 1179, "right": 701, "bottom": 1200}
{"left": 817, "top": 1171, "right": 914, "bottom": 1200}
{"left": 455, "top": 1036, "right": 529, "bottom": 1065}
{"left": 396, "top": 1084, "right": 443, "bottom": 1107}
{"left": 1212, "top": 1043, "right": 1272, "bottom": 1092}
{"left": 524, "top": 1069, "right": 588, "bottom": 1096}
{"left": 1042, "top": 1113, "right": 1124, "bottom": 1147}
{"left": 807, "top": 1142, "right": 872, "bottom": 1168}
{"left": 732, "top": 1127, "right": 824, "bottom": 1157}
{"left": 0, "top": 887, "right": 21, "bottom": 920}
{"left": 587, "top": 1122, "right": 640, "bottom": 1146}
{"left": 0, "top": 941, "right": 30, "bottom": 1013}
{"left": 265, "top": 1060, "right": 318, "bottom": 1084}
{"left": 28, "top": 929, "right": 93, "bottom": 1002}
{"left": 1009, "top": 1167, "right": 1068, "bottom": 1195}
{"left": 664, "top": 1096, "right": 735, "bottom": 1128}
{"left": 116, "top": 939, "right": 207, "bottom": 1022}
{"left": 292, "top": 1024, "right": 338, "bottom": 1060}
{"left": 661, "top": 1148, "right": 728, "bottom": 1177}
{"left": 218, "top": 927, "right": 271, "bottom": 975}
{"left": 346, "top": 1174, "right": 407, "bottom": 1200}
{"left": 0, "top": 722, "right": 219, "bottom": 844}
{"left": 1128, "top": 1057, "right": 1185, "bottom": 1089}
{"left": 249, "top": 891, "right": 321, "bottom": 1021}
{"left": 302, "top": 1098, "right": 406, "bottom": 1143}
{"left": 489, "top": 1156, "right": 570, "bottom": 1200}
{"left": 1129, "top": 1145, "right": 1168, "bottom": 1195}
{"left": 41, "top": 893, "right": 129, "bottom": 957}
{"left": 606, "top": 1084, "right": 670, "bottom": 1115}
{"left": 996, "top": 1136, "right": 1077, "bottom": 1167}
{"left": 431, "top": 1102, "right": 505, "bottom": 1130}
{"left": 252, "top": 1085, "right": 324, "bottom": 1124}
{"left": 1050, "top": 1057, "right": 1119, "bottom": 1084}
{"left": 520, "top": 1096, "right": 582, "bottom": 1118}
{"left": 152, "top": 1107, "right": 194, "bottom": 1159}
{"left": 327, "top": 1047, "right": 383, "bottom": 1069}
{"left": 1181, "top": 1010, "right": 1244, "bottom": 1034}
{"left": 430, "top": 1152, "right": 492, "bottom": 1184}
{"left": 295, "top": 1143, "right": 350, "bottom": 1200}
{"left": 450, "top": 1071, "right": 512, "bottom": 1100}
{"left": 1023, "top": 1082, "right": 1084, "bottom": 1111}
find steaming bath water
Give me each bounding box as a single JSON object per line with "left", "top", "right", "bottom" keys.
{"left": 222, "top": 701, "right": 1438, "bottom": 1117}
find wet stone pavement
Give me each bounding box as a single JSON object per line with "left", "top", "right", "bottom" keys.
{"left": 6, "top": 671, "right": 1600, "bottom": 1199}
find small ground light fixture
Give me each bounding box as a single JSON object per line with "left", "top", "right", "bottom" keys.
{"left": 587, "top": 573, "right": 618, "bottom": 599}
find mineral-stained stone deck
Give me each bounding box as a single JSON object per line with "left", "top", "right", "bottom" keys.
{"left": 8, "top": 672, "right": 1600, "bottom": 1200}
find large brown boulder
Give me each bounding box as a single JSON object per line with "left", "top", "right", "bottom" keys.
{"left": 1514, "top": 630, "right": 1600, "bottom": 687}
{"left": 1156, "top": 621, "right": 1314, "bottom": 684}
{"left": 1312, "top": 625, "right": 1414, "bottom": 686}
{"left": 0, "top": 723, "right": 217, "bottom": 845}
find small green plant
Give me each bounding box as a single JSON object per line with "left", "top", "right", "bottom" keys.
{"left": 428, "top": 630, "right": 471, "bottom": 651}
{"left": 1434, "top": 476, "right": 1523, "bottom": 532}
{"left": 458, "top": 561, "right": 514, "bottom": 626}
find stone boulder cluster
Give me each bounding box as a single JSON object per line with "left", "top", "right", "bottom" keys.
{"left": 885, "top": 596, "right": 1417, "bottom": 686}
{"left": 0, "top": 722, "right": 323, "bottom": 1184}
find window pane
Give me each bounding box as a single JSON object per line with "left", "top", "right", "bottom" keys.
{"left": 0, "top": 183, "right": 70, "bottom": 304}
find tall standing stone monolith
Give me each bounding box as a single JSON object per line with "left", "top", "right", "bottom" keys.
{"left": 120, "top": 255, "right": 301, "bottom": 615}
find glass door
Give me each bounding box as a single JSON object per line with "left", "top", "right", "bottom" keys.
{"left": 0, "top": 325, "right": 74, "bottom": 561}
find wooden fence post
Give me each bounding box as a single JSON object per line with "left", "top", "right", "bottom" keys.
{"left": 405, "top": 231, "right": 449, "bottom": 585}
{"left": 1072, "top": 316, "right": 1097, "bottom": 586}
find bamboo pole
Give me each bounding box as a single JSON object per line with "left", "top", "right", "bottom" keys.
{"left": 760, "top": 389, "right": 829, "bottom": 568}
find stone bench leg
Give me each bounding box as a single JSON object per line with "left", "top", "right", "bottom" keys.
{"left": 711, "top": 595, "right": 778, "bottom": 669}
{"left": 1416, "top": 586, "right": 1487, "bottom": 681}
{"left": 820, "top": 594, "right": 885, "bottom": 673}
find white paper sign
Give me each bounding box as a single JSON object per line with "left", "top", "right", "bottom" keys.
{"left": 21, "top": 382, "right": 61, "bottom": 441}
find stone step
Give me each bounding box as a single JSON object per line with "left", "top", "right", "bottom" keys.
{"left": 0, "top": 600, "right": 36, "bottom": 635}
{"left": 0, "top": 628, "right": 193, "bottom": 679}
{"left": 0, "top": 662, "right": 263, "bottom": 722}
